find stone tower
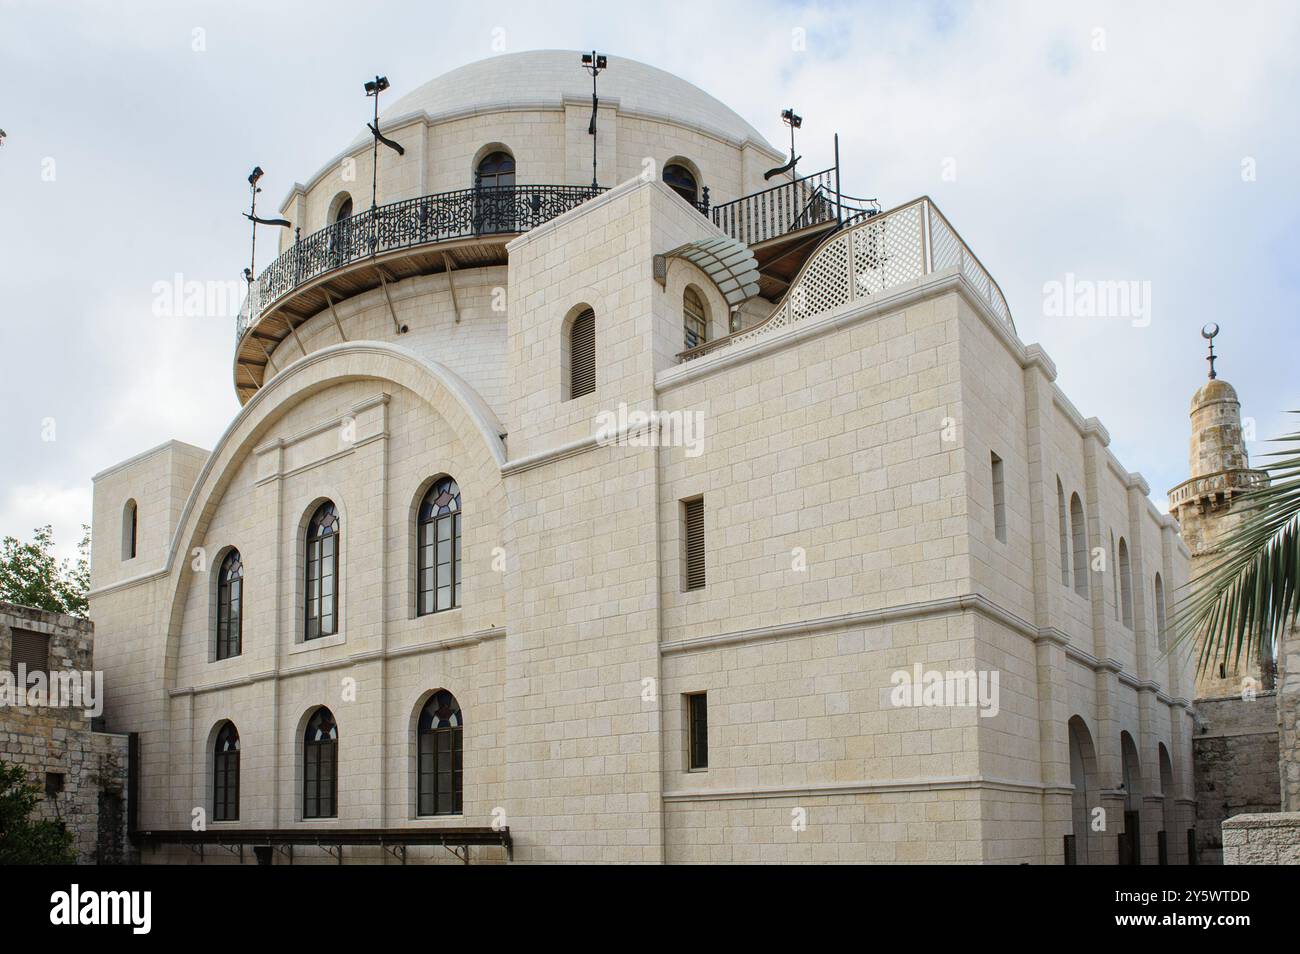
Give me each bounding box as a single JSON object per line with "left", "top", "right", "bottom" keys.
{"left": 1167, "top": 327, "right": 1268, "bottom": 698}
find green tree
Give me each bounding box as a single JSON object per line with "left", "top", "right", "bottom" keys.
{"left": 0, "top": 760, "right": 77, "bottom": 864}
{"left": 1175, "top": 414, "right": 1300, "bottom": 683}
{"left": 0, "top": 525, "right": 90, "bottom": 617}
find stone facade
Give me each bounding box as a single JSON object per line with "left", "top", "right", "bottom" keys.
{"left": 88, "top": 51, "right": 1193, "bottom": 864}
{"left": 1191, "top": 694, "right": 1279, "bottom": 864}
{"left": 1280, "top": 624, "right": 1300, "bottom": 812}
{"left": 0, "top": 602, "right": 132, "bottom": 864}
{"left": 1222, "top": 811, "right": 1300, "bottom": 864}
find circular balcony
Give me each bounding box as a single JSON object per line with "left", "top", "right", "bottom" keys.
{"left": 233, "top": 184, "right": 604, "bottom": 401}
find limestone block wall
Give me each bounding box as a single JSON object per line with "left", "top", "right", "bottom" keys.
{"left": 1222, "top": 811, "right": 1300, "bottom": 864}
{"left": 0, "top": 602, "right": 131, "bottom": 864}
{"left": 264, "top": 268, "right": 510, "bottom": 424}
{"left": 1278, "top": 624, "right": 1300, "bottom": 811}
{"left": 90, "top": 441, "right": 209, "bottom": 592}
{"left": 1191, "top": 693, "right": 1279, "bottom": 863}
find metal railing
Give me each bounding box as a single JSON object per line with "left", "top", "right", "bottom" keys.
{"left": 709, "top": 168, "right": 840, "bottom": 247}
{"left": 237, "top": 184, "right": 604, "bottom": 340}
{"left": 679, "top": 196, "right": 1016, "bottom": 362}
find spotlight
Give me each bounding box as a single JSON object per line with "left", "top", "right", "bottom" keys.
{"left": 781, "top": 108, "right": 803, "bottom": 129}
{"left": 364, "top": 76, "right": 390, "bottom": 96}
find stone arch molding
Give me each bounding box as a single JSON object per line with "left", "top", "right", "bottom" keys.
{"left": 157, "top": 341, "right": 508, "bottom": 689}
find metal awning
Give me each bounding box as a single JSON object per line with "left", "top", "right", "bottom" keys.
{"left": 656, "top": 236, "right": 761, "bottom": 307}
{"left": 133, "top": 826, "right": 512, "bottom": 864}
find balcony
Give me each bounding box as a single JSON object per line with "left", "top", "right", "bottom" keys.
{"left": 1167, "top": 468, "right": 1269, "bottom": 511}
{"left": 232, "top": 172, "right": 881, "bottom": 399}
{"left": 677, "top": 196, "right": 1016, "bottom": 364}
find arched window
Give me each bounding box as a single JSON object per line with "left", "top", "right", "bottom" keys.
{"left": 1056, "top": 480, "right": 1069, "bottom": 587}
{"left": 418, "top": 478, "right": 462, "bottom": 615}
{"left": 305, "top": 502, "right": 340, "bottom": 640}
{"left": 683, "top": 286, "right": 708, "bottom": 350}
{"left": 213, "top": 721, "right": 240, "bottom": 822}
{"left": 333, "top": 194, "right": 353, "bottom": 223}
{"left": 567, "top": 307, "right": 596, "bottom": 399}
{"left": 1118, "top": 537, "right": 1134, "bottom": 628}
{"left": 303, "top": 707, "right": 338, "bottom": 819}
{"left": 1154, "top": 572, "right": 1167, "bottom": 650}
{"left": 475, "top": 151, "right": 515, "bottom": 189}
{"left": 1110, "top": 532, "right": 1120, "bottom": 621}
{"left": 215, "top": 549, "right": 243, "bottom": 660}
{"left": 417, "top": 690, "right": 463, "bottom": 816}
{"left": 1070, "top": 493, "right": 1089, "bottom": 597}
{"left": 122, "top": 499, "right": 138, "bottom": 561}
{"left": 663, "top": 162, "right": 699, "bottom": 204}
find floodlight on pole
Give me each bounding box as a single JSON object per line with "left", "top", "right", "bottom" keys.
{"left": 581, "top": 51, "right": 607, "bottom": 188}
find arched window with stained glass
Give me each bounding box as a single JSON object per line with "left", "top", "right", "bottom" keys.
{"left": 417, "top": 690, "right": 464, "bottom": 816}
{"left": 216, "top": 549, "right": 243, "bottom": 660}
{"left": 303, "top": 707, "right": 338, "bottom": 819}
{"left": 213, "top": 721, "right": 240, "bottom": 822}
{"left": 418, "top": 478, "right": 461, "bottom": 615}
{"left": 305, "top": 502, "right": 340, "bottom": 640}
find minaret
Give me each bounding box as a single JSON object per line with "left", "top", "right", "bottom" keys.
{"left": 1167, "top": 324, "right": 1269, "bottom": 697}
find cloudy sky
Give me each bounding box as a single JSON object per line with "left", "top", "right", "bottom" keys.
{"left": 2, "top": 0, "right": 1298, "bottom": 562}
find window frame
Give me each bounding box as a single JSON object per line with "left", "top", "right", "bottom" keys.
{"left": 302, "top": 707, "right": 338, "bottom": 819}
{"left": 213, "top": 722, "right": 240, "bottom": 822}
{"left": 663, "top": 162, "right": 699, "bottom": 205}
{"left": 417, "top": 478, "right": 462, "bottom": 616}
{"left": 304, "top": 502, "right": 341, "bottom": 641}
{"left": 686, "top": 692, "right": 709, "bottom": 771}
{"left": 215, "top": 549, "right": 243, "bottom": 660}
{"left": 416, "top": 690, "right": 464, "bottom": 817}
{"left": 683, "top": 286, "right": 708, "bottom": 350}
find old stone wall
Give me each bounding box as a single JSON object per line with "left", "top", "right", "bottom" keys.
{"left": 1222, "top": 811, "right": 1300, "bottom": 864}
{"left": 1280, "top": 625, "right": 1300, "bottom": 811}
{"left": 1192, "top": 693, "right": 1279, "bottom": 864}
{"left": 0, "top": 602, "right": 132, "bottom": 864}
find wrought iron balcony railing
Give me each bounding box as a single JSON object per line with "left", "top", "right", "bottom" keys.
{"left": 708, "top": 168, "right": 877, "bottom": 247}
{"left": 237, "top": 184, "right": 605, "bottom": 340}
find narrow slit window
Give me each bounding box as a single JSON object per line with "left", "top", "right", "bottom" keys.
{"left": 990, "top": 452, "right": 1006, "bottom": 543}
{"left": 687, "top": 692, "right": 708, "bottom": 770}
{"left": 683, "top": 497, "right": 705, "bottom": 591}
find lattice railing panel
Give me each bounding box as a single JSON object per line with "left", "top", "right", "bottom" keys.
{"left": 679, "top": 197, "right": 1017, "bottom": 364}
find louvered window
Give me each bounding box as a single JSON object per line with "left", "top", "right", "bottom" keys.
{"left": 10, "top": 630, "right": 48, "bottom": 678}
{"left": 683, "top": 497, "right": 705, "bottom": 591}
{"left": 568, "top": 309, "right": 596, "bottom": 399}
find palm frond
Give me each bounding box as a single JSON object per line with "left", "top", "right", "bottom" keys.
{"left": 1171, "top": 412, "right": 1300, "bottom": 677}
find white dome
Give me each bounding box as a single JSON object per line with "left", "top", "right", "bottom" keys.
{"left": 356, "top": 50, "right": 777, "bottom": 151}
